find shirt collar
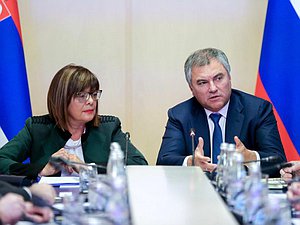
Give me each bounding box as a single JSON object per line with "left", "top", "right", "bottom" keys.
{"left": 204, "top": 100, "right": 230, "bottom": 119}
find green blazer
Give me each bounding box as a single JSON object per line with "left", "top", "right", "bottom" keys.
{"left": 0, "top": 115, "right": 148, "bottom": 178}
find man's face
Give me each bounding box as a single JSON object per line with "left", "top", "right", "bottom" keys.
{"left": 189, "top": 59, "right": 231, "bottom": 112}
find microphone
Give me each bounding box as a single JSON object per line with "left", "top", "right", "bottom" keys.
{"left": 190, "top": 128, "right": 196, "bottom": 166}
{"left": 261, "top": 161, "right": 294, "bottom": 173}
{"left": 279, "top": 162, "right": 294, "bottom": 169}
{"left": 49, "top": 156, "right": 107, "bottom": 173}
{"left": 210, "top": 155, "right": 281, "bottom": 175}
{"left": 125, "top": 132, "right": 130, "bottom": 166}
{"left": 244, "top": 156, "right": 284, "bottom": 175}
{"left": 243, "top": 155, "right": 280, "bottom": 164}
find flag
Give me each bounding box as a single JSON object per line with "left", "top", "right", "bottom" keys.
{"left": 0, "top": 0, "right": 31, "bottom": 147}
{"left": 255, "top": 0, "right": 300, "bottom": 161}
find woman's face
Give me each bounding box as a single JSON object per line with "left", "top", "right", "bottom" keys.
{"left": 67, "top": 88, "right": 98, "bottom": 126}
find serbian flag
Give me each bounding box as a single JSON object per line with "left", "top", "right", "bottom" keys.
{"left": 255, "top": 0, "right": 300, "bottom": 161}
{"left": 0, "top": 0, "right": 31, "bottom": 147}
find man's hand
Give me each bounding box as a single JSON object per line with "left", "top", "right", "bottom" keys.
{"left": 280, "top": 161, "right": 300, "bottom": 181}
{"left": 24, "top": 202, "right": 53, "bottom": 224}
{"left": 187, "top": 137, "right": 217, "bottom": 172}
{"left": 287, "top": 182, "right": 300, "bottom": 211}
{"left": 29, "top": 183, "right": 56, "bottom": 206}
{"left": 0, "top": 193, "right": 25, "bottom": 225}
{"left": 0, "top": 193, "right": 54, "bottom": 225}
{"left": 234, "top": 136, "right": 257, "bottom": 162}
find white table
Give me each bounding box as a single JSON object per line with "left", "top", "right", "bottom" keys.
{"left": 127, "top": 166, "right": 239, "bottom": 225}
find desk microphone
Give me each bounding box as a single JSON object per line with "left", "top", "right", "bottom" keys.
{"left": 125, "top": 132, "right": 130, "bottom": 166}
{"left": 210, "top": 155, "right": 281, "bottom": 175}
{"left": 243, "top": 155, "right": 280, "bottom": 164}
{"left": 49, "top": 156, "right": 107, "bottom": 172}
{"left": 190, "top": 128, "right": 196, "bottom": 166}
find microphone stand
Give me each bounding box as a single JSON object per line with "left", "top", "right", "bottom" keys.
{"left": 125, "top": 132, "right": 130, "bottom": 166}
{"left": 190, "top": 128, "right": 196, "bottom": 166}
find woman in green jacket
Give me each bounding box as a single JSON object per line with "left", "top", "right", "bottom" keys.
{"left": 0, "top": 64, "right": 148, "bottom": 179}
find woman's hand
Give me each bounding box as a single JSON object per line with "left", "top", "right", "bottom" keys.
{"left": 39, "top": 148, "right": 73, "bottom": 176}
{"left": 68, "top": 154, "right": 85, "bottom": 174}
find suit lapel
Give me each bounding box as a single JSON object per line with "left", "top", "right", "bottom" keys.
{"left": 82, "top": 129, "right": 109, "bottom": 164}
{"left": 37, "top": 127, "right": 69, "bottom": 165}
{"left": 190, "top": 99, "right": 211, "bottom": 157}
{"left": 225, "top": 92, "right": 244, "bottom": 144}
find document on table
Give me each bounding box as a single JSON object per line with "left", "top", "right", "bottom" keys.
{"left": 267, "top": 177, "right": 287, "bottom": 190}
{"left": 39, "top": 176, "right": 79, "bottom": 187}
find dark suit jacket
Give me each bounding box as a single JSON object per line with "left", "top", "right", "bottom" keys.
{"left": 156, "top": 89, "right": 286, "bottom": 177}
{"left": 0, "top": 115, "right": 148, "bottom": 179}
{"left": 0, "top": 181, "right": 30, "bottom": 201}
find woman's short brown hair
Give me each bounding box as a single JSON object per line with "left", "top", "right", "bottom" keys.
{"left": 47, "top": 64, "right": 100, "bottom": 130}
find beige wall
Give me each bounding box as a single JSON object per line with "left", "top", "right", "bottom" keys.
{"left": 18, "top": 0, "right": 268, "bottom": 165}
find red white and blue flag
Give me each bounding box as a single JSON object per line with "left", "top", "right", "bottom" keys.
{"left": 255, "top": 0, "right": 300, "bottom": 161}
{"left": 0, "top": 0, "right": 31, "bottom": 147}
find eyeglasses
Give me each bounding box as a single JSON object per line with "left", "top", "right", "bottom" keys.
{"left": 75, "top": 90, "right": 102, "bottom": 103}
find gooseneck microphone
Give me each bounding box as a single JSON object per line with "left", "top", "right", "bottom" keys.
{"left": 243, "top": 155, "right": 280, "bottom": 164}
{"left": 242, "top": 155, "right": 291, "bottom": 173}
{"left": 190, "top": 128, "right": 196, "bottom": 166}
{"left": 261, "top": 162, "right": 294, "bottom": 172}
{"left": 210, "top": 155, "right": 282, "bottom": 175}
{"left": 49, "top": 156, "right": 107, "bottom": 170}
{"left": 125, "top": 132, "right": 130, "bottom": 166}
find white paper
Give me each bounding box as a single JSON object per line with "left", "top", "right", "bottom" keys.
{"left": 39, "top": 176, "right": 79, "bottom": 186}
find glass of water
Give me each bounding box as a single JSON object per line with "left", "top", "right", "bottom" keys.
{"left": 79, "top": 163, "right": 98, "bottom": 193}
{"left": 88, "top": 174, "right": 113, "bottom": 212}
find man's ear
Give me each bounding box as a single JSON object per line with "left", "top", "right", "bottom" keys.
{"left": 189, "top": 84, "right": 193, "bottom": 93}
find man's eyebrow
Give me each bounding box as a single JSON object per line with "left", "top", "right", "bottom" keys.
{"left": 213, "top": 72, "right": 224, "bottom": 78}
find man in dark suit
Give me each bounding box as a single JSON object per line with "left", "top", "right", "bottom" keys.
{"left": 156, "top": 48, "right": 286, "bottom": 177}
{"left": 0, "top": 181, "right": 55, "bottom": 224}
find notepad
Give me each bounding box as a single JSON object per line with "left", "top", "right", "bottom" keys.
{"left": 39, "top": 176, "right": 79, "bottom": 186}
